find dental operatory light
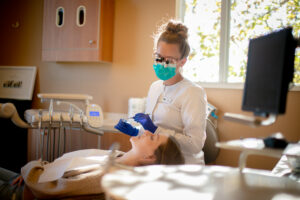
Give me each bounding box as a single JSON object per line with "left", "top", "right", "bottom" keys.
{"left": 224, "top": 27, "right": 299, "bottom": 127}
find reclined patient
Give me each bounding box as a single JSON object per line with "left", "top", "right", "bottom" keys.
{"left": 0, "top": 131, "right": 184, "bottom": 200}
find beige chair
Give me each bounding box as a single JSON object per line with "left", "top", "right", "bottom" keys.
{"left": 203, "top": 117, "right": 219, "bottom": 164}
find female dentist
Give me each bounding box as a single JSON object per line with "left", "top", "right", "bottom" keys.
{"left": 115, "top": 19, "right": 207, "bottom": 164}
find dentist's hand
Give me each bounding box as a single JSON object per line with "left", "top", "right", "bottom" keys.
{"left": 133, "top": 113, "right": 157, "bottom": 133}
{"left": 114, "top": 119, "right": 139, "bottom": 136}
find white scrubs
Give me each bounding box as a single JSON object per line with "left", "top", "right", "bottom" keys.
{"left": 144, "top": 78, "right": 207, "bottom": 164}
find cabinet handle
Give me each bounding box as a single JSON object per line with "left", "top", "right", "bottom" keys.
{"left": 77, "top": 6, "right": 86, "bottom": 27}
{"left": 56, "top": 7, "right": 64, "bottom": 27}
{"left": 89, "top": 40, "right": 95, "bottom": 44}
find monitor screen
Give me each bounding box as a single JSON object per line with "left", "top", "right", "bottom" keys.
{"left": 242, "top": 27, "right": 297, "bottom": 117}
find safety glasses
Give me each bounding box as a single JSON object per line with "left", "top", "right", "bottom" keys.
{"left": 153, "top": 53, "right": 180, "bottom": 68}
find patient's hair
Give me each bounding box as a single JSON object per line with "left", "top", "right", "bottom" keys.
{"left": 153, "top": 19, "right": 190, "bottom": 59}
{"left": 154, "top": 135, "right": 184, "bottom": 165}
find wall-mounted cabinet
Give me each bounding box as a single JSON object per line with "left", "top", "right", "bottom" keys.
{"left": 42, "top": 0, "right": 114, "bottom": 62}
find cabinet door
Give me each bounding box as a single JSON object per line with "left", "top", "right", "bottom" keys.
{"left": 42, "top": 0, "right": 113, "bottom": 62}
{"left": 42, "top": 0, "right": 63, "bottom": 56}
{"left": 60, "top": 0, "right": 99, "bottom": 50}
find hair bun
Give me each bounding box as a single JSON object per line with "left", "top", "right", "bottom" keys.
{"left": 154, "top": 19, "right": 190, "bottom": 59}
{"left": 166, "top": 21, "right": 188, "bottom": 40}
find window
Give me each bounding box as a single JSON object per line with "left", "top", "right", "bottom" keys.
{"left": 177, "top": 0, "right": 300, "bottom": 89}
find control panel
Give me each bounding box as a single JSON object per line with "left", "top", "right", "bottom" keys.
{"left": 86, "top": 104, "right": 103, "bottom": 128}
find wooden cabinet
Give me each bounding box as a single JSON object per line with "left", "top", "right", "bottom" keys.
{"left": 42, "top": 0, "right": 114, "bottom": 62}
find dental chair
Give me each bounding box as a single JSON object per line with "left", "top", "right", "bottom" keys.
{"left": 0, "top": 98, "right": 111, "bottom": 200}
{"left": 203, "top": 118, "right": 219, "bottom": 164}
{"left": 0, "top": 96, "right": 220, "bottom": 200}
{"left": 203, "top": 103, "right": 220, "bottom": 164}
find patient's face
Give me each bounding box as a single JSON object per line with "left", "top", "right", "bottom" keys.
{"left": 130, "top": 131, "right": 168, "bottom": 156}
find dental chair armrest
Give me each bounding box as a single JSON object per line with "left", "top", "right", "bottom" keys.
{"left": 83, "top": 124, "right": 104, "bottom": 136}
{"left": 0, "top": 103, "right": 30, "bottom": 128}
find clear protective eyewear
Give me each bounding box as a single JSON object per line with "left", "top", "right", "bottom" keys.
{"left": 153, "top": 53, "right": 179, "bottom": 68}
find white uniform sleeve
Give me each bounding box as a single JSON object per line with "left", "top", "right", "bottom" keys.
{"left": 155, "top": 86, "right": 207, "bottom": 164}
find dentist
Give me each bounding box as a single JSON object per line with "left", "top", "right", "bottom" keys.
{"left": 115, "top": 19, "right": 207, "bottom": 164}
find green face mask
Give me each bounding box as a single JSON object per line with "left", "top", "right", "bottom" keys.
{"left": 153, "top": 63, "right": 176, "bottom": 81}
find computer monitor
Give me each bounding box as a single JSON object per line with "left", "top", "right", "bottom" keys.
{"left": 242, "top": 27, "right": 297, "bottom": 117}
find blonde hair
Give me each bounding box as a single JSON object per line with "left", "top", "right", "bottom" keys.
{"left": 154, "top": 19, "right": 190, "bottom": 59}
{"left": 154, "top": 135, "right": 184, "bottom": 165}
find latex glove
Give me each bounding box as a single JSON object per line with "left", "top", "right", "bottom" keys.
{"left": 133, "top": 113, "right": 157, "bottom": 133}
{"left": 114, "top": 119, "right": 139, "bottom": 136}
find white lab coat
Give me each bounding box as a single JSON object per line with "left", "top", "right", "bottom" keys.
{"left": 143, "top": 78, "right": 207, "bottom": 164}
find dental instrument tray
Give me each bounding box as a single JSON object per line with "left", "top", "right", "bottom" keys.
{"left": 25, "top": 93, "right": 104, "bottom": 135}
{"left": 1, "top": 92, "right": 107, "bottom": 162}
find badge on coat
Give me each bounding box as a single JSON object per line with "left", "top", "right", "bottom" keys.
{"left": 162, "top": 96, "right": 172, "bottom": 104}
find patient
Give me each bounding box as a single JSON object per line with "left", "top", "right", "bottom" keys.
{"left": 0, "top": 131, "right": 184, "bottom": 200}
